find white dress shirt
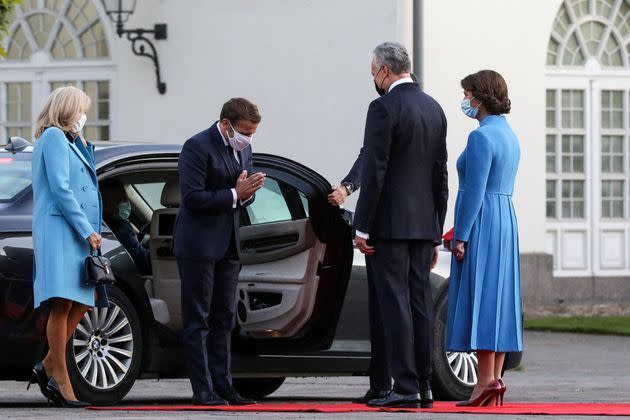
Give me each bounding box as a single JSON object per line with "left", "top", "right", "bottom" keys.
{"left": 216, "top": 122, "right": 241, "bottom": 209}
{"left": 355, "top": 76, "right": 414, "bottom": 241}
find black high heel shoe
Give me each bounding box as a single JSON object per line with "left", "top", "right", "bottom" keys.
{"left": 27, "top": 362, "right": 50, "bottom": 399}
{"left": 45, "top": 377, "right": 89, "bottom": 408}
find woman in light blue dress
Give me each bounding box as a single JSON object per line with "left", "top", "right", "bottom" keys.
{"left": 31, "top": 86, "right": 102, "bottom": 407}
{"left": 444, "top": 70, "right": 522, "bottom": 406}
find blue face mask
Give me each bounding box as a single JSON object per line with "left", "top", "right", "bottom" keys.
{"left": 461, "top": 98, "right": 481, "bottom": 119}
{"left": 118, "top": 201, "right": 131, "bottom": 220}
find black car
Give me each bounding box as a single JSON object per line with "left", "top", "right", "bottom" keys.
{"left": 0, "top": 138, "right": 521, "bottom": 404}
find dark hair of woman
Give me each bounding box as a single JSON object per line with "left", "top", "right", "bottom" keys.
{"left": 461, "top": 70, "right": 511, "bottom": 115}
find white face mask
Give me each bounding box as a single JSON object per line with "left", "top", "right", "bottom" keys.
{"left": 227, "top": 122, "right": 253, "bottom": 152}
{"left": 73, "top": 114, "right": 87, "bottom": 133}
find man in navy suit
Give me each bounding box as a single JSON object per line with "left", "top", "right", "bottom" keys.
{"left": 173, "top": 98, "right": 266, "bottom": 406}
{"left": 350, "top": 42, "right": 448, "bottom": 409}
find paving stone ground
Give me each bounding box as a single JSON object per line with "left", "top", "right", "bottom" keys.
{"left": 0, "top": 331, "right": 629, "bottom": 419}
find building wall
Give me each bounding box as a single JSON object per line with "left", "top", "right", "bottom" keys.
{"left": 112, "top": 0, "right": 414, "bottom": 186}
{"left": 422, "top": 0, "right": 564, "bottom": 254}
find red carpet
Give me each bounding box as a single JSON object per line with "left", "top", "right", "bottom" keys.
{"left": 88, "top": 401, "right": 630, "bottom": 416}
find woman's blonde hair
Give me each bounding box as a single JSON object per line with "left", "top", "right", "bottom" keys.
{"left": 34, "top": 86, "right": 91, "bottom": 139}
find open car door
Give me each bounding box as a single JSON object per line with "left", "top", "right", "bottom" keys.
{"left": 236, "top": 154, "right": 353, "bottom": 352}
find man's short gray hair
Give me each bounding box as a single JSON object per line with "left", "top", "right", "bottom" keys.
{"left": 373, "top": 42, "right": 411, "bottom": 75}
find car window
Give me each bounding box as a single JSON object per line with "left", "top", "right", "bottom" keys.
{"left": 132, "top": 182, "right": 165, "bottom": 211}
{"left": 0, "top": 155, "right": 31, "bottom": 202}
{"left": 246, "top": 177, "right": 293, "bottom": 225}
{"left": 299, "top": 190, "right": 309, "bottom": 217}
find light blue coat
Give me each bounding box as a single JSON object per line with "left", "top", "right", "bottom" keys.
{"left": 446, "top": 115, "right": 522, "bottom": 352}
{"left": 32, "top": 127, "right": 102, "bottom": 308}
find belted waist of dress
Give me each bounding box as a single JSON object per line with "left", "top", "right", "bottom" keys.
{"left": 458, "top": 189, "right": 512, "bottom": 197}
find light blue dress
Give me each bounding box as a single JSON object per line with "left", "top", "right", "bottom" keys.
{"left": 32, "top": 127, "right": 102, "bottom": 308}
{"left": 446, "top": 115, "right": 522, "bottom": 352}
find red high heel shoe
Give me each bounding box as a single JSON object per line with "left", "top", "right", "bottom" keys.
{"left": 456, "top": 380, "right": 502, "bottom": 407}
{"left": 496, "top": 378, "right": 506, "bottom": 406}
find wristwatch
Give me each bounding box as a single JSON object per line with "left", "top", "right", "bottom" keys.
{"left": 341, "top": 182, "right": 355, "bottom": 196}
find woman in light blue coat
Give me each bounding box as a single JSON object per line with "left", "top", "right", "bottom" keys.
{"left": 30, "top": 86, "right": 102, "bottom": 407}
{"left": 444, "top": 70, "right": 522, "bottom": 407}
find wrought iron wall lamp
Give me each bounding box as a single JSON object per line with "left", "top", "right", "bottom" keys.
{"left": 101, "top": 0, "right": 168, "bottom": 94}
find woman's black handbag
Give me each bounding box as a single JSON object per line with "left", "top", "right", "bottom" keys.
{"left": 84, "top": 249, "right": 116, "bottom": 287}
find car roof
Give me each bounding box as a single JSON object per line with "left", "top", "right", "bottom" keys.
{"left": 93, "top": 143, "right": 182, "bottom": 163}
{"left": 0, "top": 141, "right": 182, "bottom": 162}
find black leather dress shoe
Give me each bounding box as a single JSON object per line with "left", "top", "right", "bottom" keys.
{"left": 216, "top": 386, "right": 256, "bottom": 405}
{"left": 353, "top": 389, "right": 391, "bottom": 404}
{"left": 367, "top": 390, "right": 421, "bottom": 408}
{"left": 192, "top": 391, "right": 228, "bottom": 406}
{"left": 419, "top": 388, "right": 434, "bottom": 408}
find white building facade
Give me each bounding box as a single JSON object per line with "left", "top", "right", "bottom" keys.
{"left": 2, "top": 0, "right": 629, "bottom": 307}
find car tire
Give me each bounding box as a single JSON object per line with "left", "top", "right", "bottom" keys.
{"left": 66, "top": 286, "right": 143, "bottom": 404}
{"left": 432, "top": 287, "right": 477, "bottom": 401}
{"left": 233, "top": 377, "right": 285, "bottom": 399}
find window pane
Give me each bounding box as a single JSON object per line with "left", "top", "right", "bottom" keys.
{"left": 562, "top": 157, "right": 571, "bottom": 172}
{"left": 562, "top": 110, "right": 571, "bottom": 127}
{"left": 573, "top": 136, "right": 584, "bottom": 153}
{"left": 612, "top": 91, "right": 623, "bottom": 108}
{"left": 572, "top": 90, "right": 583, "bottom": 108}
{"left": 546, "top": 135, "right": 556, "bottom": 152}
{"left": 612, "top": 136, "right": 623, "bottom": 153}
{"left": 546, "top": 89, "right": 556, "bottom": 106}
{"left": 547, "top": 201, "right": 556, "bottom": 218}
{"left": 562, "top": 180, "right": 571, "bottom": 197}
{"left": 574, "top": 201, "right": 584, "bottom": 218}
{"left": 613, "top": 201, "right": 624, "bottom": 217}
{"left": 245, "top": 178, "right": 292, "bottom": 225}
{"left": 0, "top": 156, "right": 32, "bottom": 201}
{"left": 562, "top": 136, "right": 570, "bottom": 152}
{"left": 546, "top": 135, "right": 556, "bottom": 172}
{"left": 602, "top": 110, "right": 611, "bottom": 128}
{"left": 133, "top": 182, "right": 166, "bottom": 211}
{"left": 602, "top": 200, "right": 611, "bottom": 218}
{"left": 574, "top": 181, "right": 584, "bottom": 198}
{"left": 546, "top": 111, "right": 556, "bottom": 128}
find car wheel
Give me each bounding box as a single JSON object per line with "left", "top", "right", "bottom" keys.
{"left": 233, "top": 377, "right": 285, "bottom": 399}
{"left": 66, "top": 286, "right": 143, "bottom": 404}
{"left": 432, "top": 287, "right": 477, "bottom": 401}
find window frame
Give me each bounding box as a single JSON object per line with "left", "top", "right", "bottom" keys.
{"left": 240, "top": 177, "right": 309, "bottom": 227}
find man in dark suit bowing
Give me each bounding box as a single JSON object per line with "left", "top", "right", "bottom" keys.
{"left": 173, "top": 98, "right": 266, "bottom": 406}
{"left": 353, "top": 42, "right": 448, "bottom": 409}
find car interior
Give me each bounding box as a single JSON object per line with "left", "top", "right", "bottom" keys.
{"left": 99, "top": 167, "right": 327, "bottom": 340}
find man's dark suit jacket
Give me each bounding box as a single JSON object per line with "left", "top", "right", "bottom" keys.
{"left": 173, "top": 122, "right": 253, "bottom": 260}
{"left": 353, "top": 82, "right": 448, "bottom": 244}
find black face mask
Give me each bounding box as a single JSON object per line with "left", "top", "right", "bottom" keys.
{"left": 374, "top": 81, "right": 386, "bottom": 96}
{"left": 373, "top": 67, "right": 386, "bottom": 96}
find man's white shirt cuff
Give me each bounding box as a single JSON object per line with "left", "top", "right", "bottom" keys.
{"left": 356, "top": 230, "right": 369, "bottom": 240}
{"left": 231, "top": 188, "right": 237, "bottom": 208}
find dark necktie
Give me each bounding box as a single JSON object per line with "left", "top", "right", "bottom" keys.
{"left": 226, "top": 144, "right": 241, "bottom": 173}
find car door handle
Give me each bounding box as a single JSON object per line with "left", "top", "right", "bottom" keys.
{"left": 241, "top": 234, "right": 299, "bottom": 253}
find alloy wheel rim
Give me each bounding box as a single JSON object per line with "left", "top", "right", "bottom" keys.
{"left": 446, "top": 351, "right": 478, "bottom": 386}
{"left": 72, "top": 304, "right": 134, "bottom": 390}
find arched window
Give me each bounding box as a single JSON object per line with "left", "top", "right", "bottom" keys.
{"left": 546, "top": 0, "right": 630, "bottom": 276}
{"left": 0, "top": 0, "right": 114, "bottom": 143}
